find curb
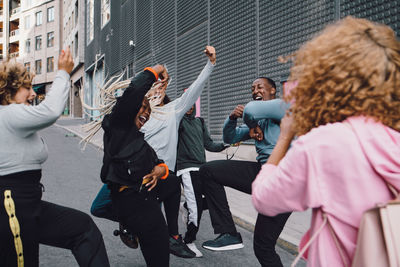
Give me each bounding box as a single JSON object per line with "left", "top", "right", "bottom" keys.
{"left": 55, "top": 122, "right": 300, "bottom": 256}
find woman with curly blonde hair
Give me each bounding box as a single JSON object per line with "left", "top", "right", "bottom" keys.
{"left": 251, "top": 17, "right": 400, "bottom": 266}
{"left": 0, "top": 49, "right": 110, "bottom": 267}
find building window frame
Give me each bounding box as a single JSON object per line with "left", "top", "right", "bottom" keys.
{"left": 35, "top": 35, "right": 42, "bottom": 50}
{"left": 35, "top": 60, "right": 42, "bottom": 74}
{"left": 35, "top": 11, "right": 43, "bottom": 26}
{"left": 47, "top": 7, "right": 55, "bottom": 22}
{"left": 47, "top": 32, "right": 54, "bottom": 47}
{"left": 47, "top": 57, "right": 54, "bottom": 72}
{"left": 25, "top": 39, "right": 31, "bottom": 53}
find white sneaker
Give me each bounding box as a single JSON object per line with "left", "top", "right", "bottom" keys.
{"left": 186, "top": 242, "right": 203, "bottom": 258}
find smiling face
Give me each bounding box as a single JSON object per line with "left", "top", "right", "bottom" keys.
{"left": 13, "top": 86, "right": 37, "bottom": 105}
{"left": 135, "top": 97, "right": 151, "bottom": 130}
{"left": 251, "top": 78, "right": 276, "bottom": 101}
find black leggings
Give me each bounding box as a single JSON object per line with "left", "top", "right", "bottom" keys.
{"left": 0, "top": 171, "right": 109, "bottom": 267}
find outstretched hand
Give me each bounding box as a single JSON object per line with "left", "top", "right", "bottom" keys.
{"left": 204, "top": 46, "right": 216, "bottom": 65}
{"left": 151, "top": 64, "right": 169, "bottom": 90}
{"left": 58, "top": 47, "right": 74, "bottom": 74}
{"left": 142, "top": 165, "right": 167, "bottom": 191}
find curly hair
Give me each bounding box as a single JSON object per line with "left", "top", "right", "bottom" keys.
{"left": 287, "top": 16, "right": 400, "bottom": 135}
{"left": 0, "top": 61, "right": 34, "bottom": 105}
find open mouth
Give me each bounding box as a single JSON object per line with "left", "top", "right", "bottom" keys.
{"left": 27, "top": 99, "right": 33, "bottom": 105}
{"left": 254, "top": 96, "right": 263, "bottom": 101}
{"left": 138, "top": 115, "right": 148, "bottom": 126}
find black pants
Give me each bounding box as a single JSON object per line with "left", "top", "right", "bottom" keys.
{"left": 91, "top": 172, "right": 181, "bottom": 237}
{"left": 110, "top": 173, "right": 181, "bottom": 267}
{"left": 200, "top": 160, "right": 291, "bottom": 267}
{"left": 0, "top": 171, "right": 109, "bottom": 267}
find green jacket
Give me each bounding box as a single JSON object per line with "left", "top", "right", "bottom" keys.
{"left": 177, "top": 109, "right": 226, "bottom": 171}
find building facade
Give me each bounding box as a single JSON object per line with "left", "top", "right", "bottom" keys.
{"left": 84, "top": 0, "right": 400, "bottom": 141}
{"left": 62, "top": 0, "right": 85, "bottom": 117}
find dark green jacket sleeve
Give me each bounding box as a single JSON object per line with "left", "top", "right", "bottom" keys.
{"left": 202, "top": 119, "right": 226, "bottom": 152}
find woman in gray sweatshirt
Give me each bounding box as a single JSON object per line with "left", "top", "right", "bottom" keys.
{"left": 0, "top": 49, "right": 110, "bottom": 267}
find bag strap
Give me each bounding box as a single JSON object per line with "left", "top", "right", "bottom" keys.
{"left": 291, "top": 213, "right": 328, "bottom": 267}
{"left": 325, "top": 214, "right": 351, "bottom": 267}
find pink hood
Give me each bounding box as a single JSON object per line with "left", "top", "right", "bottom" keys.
{"left": 347, "top": 116, "right": 400, "bottom": 189}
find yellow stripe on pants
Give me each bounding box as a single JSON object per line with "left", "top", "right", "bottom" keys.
{"left": 4, "top": 190, "right": 24, "bottom": 267}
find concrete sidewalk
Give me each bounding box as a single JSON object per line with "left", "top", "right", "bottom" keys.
{"left": 55, "top": 117, "right": 311, "bottom": 254}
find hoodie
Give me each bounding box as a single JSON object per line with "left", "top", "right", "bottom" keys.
{"left": 176, "top": 107, "right": 226, "bottom": 171}
{"left": 251, "top": 116, "right": 400, "bottom": 267}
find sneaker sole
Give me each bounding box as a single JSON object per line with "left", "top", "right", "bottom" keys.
{"left": 202, "top": 243, "right": 244, "bottom": 251}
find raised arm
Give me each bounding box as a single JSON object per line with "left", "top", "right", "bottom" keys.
{"left": 175, "top": 46, "right": 216, "bottom": 120}
{"left": 243, "top": 99, "right": 289, "bottom": 128}
{"left": 5, "top": 48, "right": 74, "bottom": 137}
{"left": 109, "top": 65, "right": 167, "bottom": 129}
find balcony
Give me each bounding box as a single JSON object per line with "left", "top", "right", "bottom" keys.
{"left": 9, "top": 51, "right": 19, "bottom": 58}
{"left": 10, "top": 29, "right": 19, "bottom": 37}
{"left": 11, "top": 7, "right": 20, "bottom": 15}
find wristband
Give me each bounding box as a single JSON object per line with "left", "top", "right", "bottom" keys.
{"left": 144, "top": 67, "right": 159, "bottom": 81}
{"left": 157, "top": 163, "right": 169, "bottom": 180}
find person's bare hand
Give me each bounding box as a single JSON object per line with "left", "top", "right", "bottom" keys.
{"left": 229, "top": 105, "right": 244, "bottom": 120}
{"left": 151, "top": 64, "right": 169, "bottom": 83}
{"left": 142, "top": 165, "right": 167, "bottom": 191}
{"left": 204, "top": 46, "right": 216, "bottom": 64}
{"left": 58, "top": 47, "right": 74, "bottom": 74}
{"left": 249, "top": 126, "right": 264, "bottom": 141}
{"left": 279, "top": 113, "right": 296, "bottom": 141}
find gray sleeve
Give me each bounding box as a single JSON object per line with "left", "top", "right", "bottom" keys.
{"left": 4, "top": 70, "right": 70, "bottom": 137}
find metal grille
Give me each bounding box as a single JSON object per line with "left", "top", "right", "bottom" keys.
{"left": 259, "top": 0, "right": 335, "bottom": 95}
{"left": 208, "top": 0, "right": 257, "bottom": 140}
{"left": 341, "top": 0, "right": 400, "bottom": 34}
{"left": 136, "top": 0, "right": 151, "bottom": 60}
{"left": 153, "top": 0, "right": 177, "bottom": 99}
{"left": 177, "top": 0, "right": 207, "bottom": 36}
{"left": 85, "top": 0, "right": 400, "bottom": 140}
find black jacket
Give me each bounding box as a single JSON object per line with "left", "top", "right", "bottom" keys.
{"left": 176, "top": 109, "right": 226, "bottom": 171}
{"left": 100, "top": 70, "right": 162, "bottom": 190}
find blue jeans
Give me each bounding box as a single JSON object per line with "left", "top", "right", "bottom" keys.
{"left": 90, "top": 184, "right": 118, "bottom": 222}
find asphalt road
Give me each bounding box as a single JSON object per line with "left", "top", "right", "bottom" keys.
{"left": 38, "top": 124, "right": 305, "bottom": 267}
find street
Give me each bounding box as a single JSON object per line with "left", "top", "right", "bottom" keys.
{"left": 38, "top": 124, "right": 305, "bottom": 267}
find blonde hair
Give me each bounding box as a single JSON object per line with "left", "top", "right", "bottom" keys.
{"left": 287, "top": 16, "right": 400, "bottom": 135}
{"left": 0, "top": 61, "right": 34, "bottom": 105}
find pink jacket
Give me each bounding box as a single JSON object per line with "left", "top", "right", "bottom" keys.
{"left": 252, "top": 116, "right": 400, "bottom": 267}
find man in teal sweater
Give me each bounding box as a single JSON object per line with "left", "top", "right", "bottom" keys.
{"left": 176, "top": 104, "right": 228, "bottom": 257}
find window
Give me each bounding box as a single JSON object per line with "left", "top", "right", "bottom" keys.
{"left": 101, "top": 0, "right": 110, "bottom": 28}
{"left": 75, "top": 1, "right": 79, "bottom": 25}
{"left": 35, "top": 60, "right": 42, "bottom": 74}
{"left": 47, "top": 7, "right": 54, "bottom": 22}
{"left": 24, "top": 62, "right": 31, "bottom": 73}
{"left": 36, "top": 11, "right": 42, "bottom": 26}
{"left": 86, "top": 0, "right": 94, "bottom": 43}
{"left": 25, "top": 39, "right": 31, "bottom": 53}
{"left": 74, "top": 33, "right": 78, "bottom": 58}
{"left": 25, "top": 15, "right": 30, "bottom": 29}
{"left": 47, "top": 57, "right": 54, "bottom": 72}
{"left": 35, "top": 35, "right": 42, "bottom": 50}
{"left": 47, "top": 32, "right": 54, "bottom": 47}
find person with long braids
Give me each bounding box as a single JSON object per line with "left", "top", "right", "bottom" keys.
{"left": 0, "top": 48, "right": 110, "bottom": 267}
{"left": 91, "top": 46, "right": 216, "bottom": 258}
{"left": 252, "top": 17, "right": 400, "bottom": 267}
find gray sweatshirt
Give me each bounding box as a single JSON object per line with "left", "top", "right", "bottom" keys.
{"left": 0, "top": 70, "right": 70, "bottom": 175}
{"left": 140, "top": 60, "right": 215, "bottom": 172}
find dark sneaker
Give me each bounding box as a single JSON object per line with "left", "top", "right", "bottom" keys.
{"left": 202, "top": 233, "right": 244, "bottom": 251}
{"left": 113, "top": 223, "right": 139, "bottom": 249}
{"left": 169, "top": 235, "right": 196, "bottom": 258}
